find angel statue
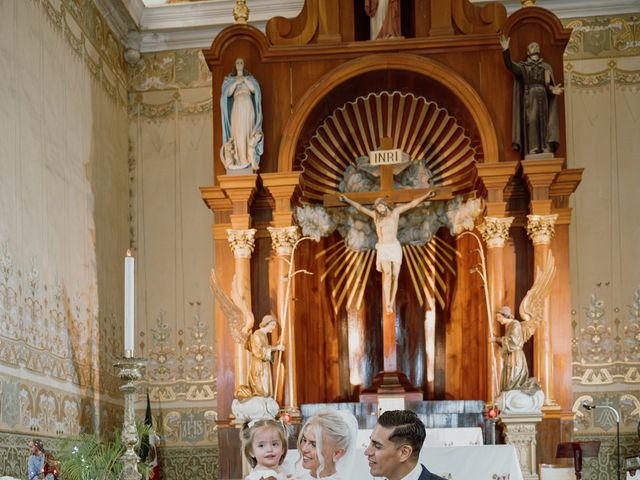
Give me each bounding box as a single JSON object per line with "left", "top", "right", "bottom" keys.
{"left": 209, "top": 270, "right": 282, "bottom": 421}
{"left": 490, "top": 252, "right": 555, "bottom": 396}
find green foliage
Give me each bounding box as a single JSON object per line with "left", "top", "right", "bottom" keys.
{"left": 55, "top": 423, "right": 150, "bottom": 480}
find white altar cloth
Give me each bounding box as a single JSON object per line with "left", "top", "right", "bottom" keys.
{"left": 356, "top": 427, "right": 483, "bottom": 448}
{"left": 286, "top": 444, "right": 523, "bottom": 480}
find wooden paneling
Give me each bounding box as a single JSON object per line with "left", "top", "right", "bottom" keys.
{"left": 549, "top": 225, "right": 573, "bottom": 412}
{"left": 293, "top": 237, "right": 343, "bottom": 403}
{"left": 446, "top": 231, "right": 487, "bottom": 400}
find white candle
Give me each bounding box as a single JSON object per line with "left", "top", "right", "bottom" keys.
{"left": 124, "top": 249, "right": 135, "bottom": 358}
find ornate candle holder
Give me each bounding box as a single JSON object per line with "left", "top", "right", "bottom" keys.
{"left": 115, "top": 357, "right": 147, "bottom": 480}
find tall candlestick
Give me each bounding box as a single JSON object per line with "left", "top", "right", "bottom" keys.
{"left": 124, "top": 249, "right": 135, "bottom": 358}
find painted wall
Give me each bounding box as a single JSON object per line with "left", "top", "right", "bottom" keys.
{"left": 128, "top": 49, "right": 217, "bottom": 472}
{"left": 564, "top": 13, "right": 640, "bottom": 480}
{"left": 0, "top": 0, "right": 129, "bottom": 476}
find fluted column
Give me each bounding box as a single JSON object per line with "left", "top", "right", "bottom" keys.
{"left": 478, "top": 216, "right": 514, "bottom": 404}
{"left": 476, "top": 160, "right": 518, "bottom": 405}
{"left": 526, "top": 214, "right": 559, "bottom": 408}
{"left": 227, "top": 228, "right": 257, "bottom": 389}
{"left": 268, "top": 226, "right": 300, "bottom": 414}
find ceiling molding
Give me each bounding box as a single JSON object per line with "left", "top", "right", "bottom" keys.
{"left": 101, "top": 0, "right": 639, "bottom": 53}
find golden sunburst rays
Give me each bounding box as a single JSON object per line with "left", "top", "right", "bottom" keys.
{"left": 316, "top": 242, "right": 375, "bottom": 315}
{"left": 316, "top": 236, "right": 459, "bottom": 315}
{"left": 299, "top": 91, "right": 477, "bottom": 202}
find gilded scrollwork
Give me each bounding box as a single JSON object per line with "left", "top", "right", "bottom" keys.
{"left": 564, "top": 15, "right": 640, "bottom": 60}
{"left": 477, "top": 216, "right": 514, "bottom": 249}
{"left": 184, "top": 302, "right": 215, "bottom": 381}
{"left": 525, "top": 214, "right": 558, "bottom": 246}
{"left": 623, "top": 287, "right": 640, "bottom": 363}
{"left": 36, "top": 0, "right": 127, "bottom": 105}
{"left": 144, "top": 304, "right": 217, "bottom": 403}
{"left": 0, "top": 241, "right": 119, "bottom": 392}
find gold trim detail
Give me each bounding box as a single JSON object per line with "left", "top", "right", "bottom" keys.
{"left": 226, "top": 229, "right": 257, "bottom": 258}
{"left": 267, "top": 226, "right": 300, "bottom": 257}
{"left": 477, "top": 216, "right": 515, "bottom": 248}
{"left": 526, "top": 214, "right": 558, "bottom": 246}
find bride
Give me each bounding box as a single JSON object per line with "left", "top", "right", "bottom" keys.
{"left": 294, "top": 409, "right": 358, "bottom": 479}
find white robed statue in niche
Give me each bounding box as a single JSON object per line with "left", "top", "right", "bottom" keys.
{"left": 220, "top": 58, "right": 263, "bottom": 172}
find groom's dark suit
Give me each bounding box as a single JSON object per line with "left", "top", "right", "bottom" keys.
{"left": 418, "top": 464, "right": 447, "bottom": 480}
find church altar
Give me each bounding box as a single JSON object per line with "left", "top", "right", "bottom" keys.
{"left": 284, "top": 444, "right": 523, "bottom": 480}
{"left": 199, "top": 0, "right": 581, "bottom": 478}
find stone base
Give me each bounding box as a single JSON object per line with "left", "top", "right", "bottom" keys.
{"left": 231, "top": 396, "right": 279, "bottom": 424}
{"left": 497, "top": 389, "right": 544, "bottom": 414}
{"left": 499, "top": 412, "right": 543, "bottom": 480}
{"left": 225, "top": 165, "right": 254, "bottom": 175}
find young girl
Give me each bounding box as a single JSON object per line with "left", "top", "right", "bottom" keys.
{"left": 241, "top": 418, "right": 289, "bottom": 480}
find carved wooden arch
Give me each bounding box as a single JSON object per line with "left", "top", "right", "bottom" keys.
{"left": 277, "top": 53, "right": 499, "bottom": 172}
{"left": 502, "top": 6, "right": 572, "bottom": 46}
{"left": 202, "top": 24, "right": 270, "bottom": 64}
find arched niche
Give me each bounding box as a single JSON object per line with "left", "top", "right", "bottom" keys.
{"left": 278, "top": 53, "right": 500, "bottom": 172}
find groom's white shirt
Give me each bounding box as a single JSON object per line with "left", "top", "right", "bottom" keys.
{"left": 389, "top": 462, "right": 422, "bottom": 480}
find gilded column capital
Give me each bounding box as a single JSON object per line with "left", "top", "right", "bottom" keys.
{"left": 226, "top": 228, "right": 257, "bottom": 258}
{"left": 526, "top": 214, "right": 558, "bottom": 246}
{"left": 477, "top": 216, "right": 514, "bottom": 248}
{"left": 267, "top": 226, "right": 300, "bottom": 257}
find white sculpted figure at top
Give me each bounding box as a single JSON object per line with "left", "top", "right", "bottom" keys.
{"left": 220, "top": 58, "right": 263, "bottom": 171}
{"left": 339, "top": 191, "right": 435, "bottom": 313}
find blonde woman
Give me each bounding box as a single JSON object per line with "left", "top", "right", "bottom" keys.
{"left": 295, "top": 409, "right": 358, "bottom": 479}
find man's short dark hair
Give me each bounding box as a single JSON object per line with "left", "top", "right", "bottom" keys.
{"left": 378, "top": 410, "right": 426, "bottom": 459}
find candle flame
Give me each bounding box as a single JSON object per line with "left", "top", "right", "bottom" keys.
{"left": 126, "top": 248, "right": 133, "bottom": 257}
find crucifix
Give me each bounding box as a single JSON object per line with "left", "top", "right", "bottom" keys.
{"left": 323, "top": 138, "right": 453, "bottom": 393}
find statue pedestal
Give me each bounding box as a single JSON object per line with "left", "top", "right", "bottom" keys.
{"left": 359, "top": 371, "right": 423, "bottom": 403}
{"left": 231, "top": 396, "right": 280, "bottom": 424}
{"left": 499, "top": 412, "right": 543, "bottom": 480}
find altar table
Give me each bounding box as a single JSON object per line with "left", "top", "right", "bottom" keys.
{"left": 285, "top": 444, "right": 523, "bottom": 480}
{"left": 356, "top": 427, "right": 483, "bottom": 448}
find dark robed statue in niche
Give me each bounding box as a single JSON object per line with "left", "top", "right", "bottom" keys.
{"left": 500, "top": 36, "right": 564, "bottom": 158}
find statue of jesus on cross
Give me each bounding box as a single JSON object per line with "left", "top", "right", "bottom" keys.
{"left": 339, "top": 192, "right": 435, "bottom": 313}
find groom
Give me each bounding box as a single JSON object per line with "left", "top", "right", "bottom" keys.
{"left": 364, "top": 410, "right": 445, "bottom": 480}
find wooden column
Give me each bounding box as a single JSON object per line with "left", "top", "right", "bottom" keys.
{"left": 226, "top": 228, "right": 257, "bottom": 389}
{"left": 478, "top": 215, "right": 514, "bottom": 403}
{"left": 477, "top": 161, "right": 518, "bottom": 405}
{"left": 263, "top": 172, "right": 302, "bottom": 415}
{"left": 549, "top": 169, "right": 583, "bottom": 413}
{"left": 267, "top": 226, "right": 301, "bottom": 415}
{"left": 522, "top": 159, "right": 563, "bottom": 410}
{"left": 219, "top": 174, "right": 259, "bottom": 390}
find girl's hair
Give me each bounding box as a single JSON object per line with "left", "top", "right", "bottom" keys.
{"left": 241, "top": 419, "right": 288, "bottom": 468}
{"left": 297, "top": 410, "right": 354, "bottom": 477}
{"left": 31, "top": 439, "right": 45, "bottom": 453}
